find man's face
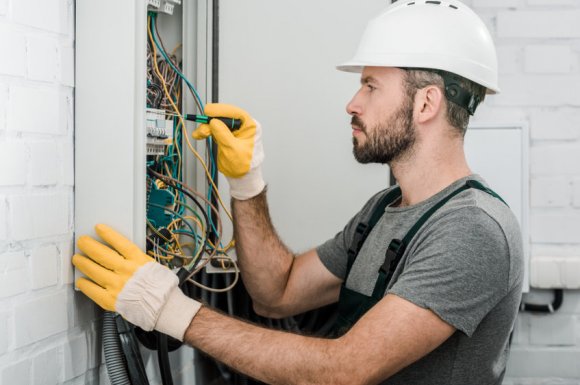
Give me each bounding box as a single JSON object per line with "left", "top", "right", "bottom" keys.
{"left": 347, "top": 67, "right": 416, "bottom": 164}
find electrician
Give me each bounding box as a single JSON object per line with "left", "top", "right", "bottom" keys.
{"left": 73, "top": 1, "right": 523, "bottom": 384}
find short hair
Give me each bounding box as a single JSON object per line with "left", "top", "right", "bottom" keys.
{"left": 402, "top": 69, "right": 487, "bottom": 137}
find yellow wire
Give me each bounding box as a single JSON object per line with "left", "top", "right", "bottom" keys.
{"left": 147, "top": 250, "right": 174, "bottom": 261}
{"left": 167, "top": 214, "right": 206, "bottom": 262}
{"left": 147, "top": 18, "right": 233, "bottom": 221}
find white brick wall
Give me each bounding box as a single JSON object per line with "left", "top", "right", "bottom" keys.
{"left": 1, "top": 0, "right": 579, "bottom": 384}
{"left": 471, "top": 0, "right": 580, "bottom": 383}
{"left": 0, "top": 1, "right": 101, "bottom": 384}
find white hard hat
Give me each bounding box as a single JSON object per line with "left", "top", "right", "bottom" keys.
{"left": 337, "top": 0, "right": 500, "bottom": 94}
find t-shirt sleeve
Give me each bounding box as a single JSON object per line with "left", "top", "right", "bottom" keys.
{"left": 387, "top": 207, "right": 510, "bottom": 337}
{"left": 317, "top": 190, "right": 389, "bottom": 280}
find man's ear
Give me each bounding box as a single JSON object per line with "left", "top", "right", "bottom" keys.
{"left": 414, "top": 85, "right": 445, "bottom": 124}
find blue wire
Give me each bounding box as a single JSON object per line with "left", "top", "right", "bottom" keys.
{"left": 149, "top": 203, "right": 198, "bottom": 236}
{"left": 150, "top": 14, "right": 204, "bottom": 111}
{"left": 150, "top": 13, "right": 225, "bottom": 248}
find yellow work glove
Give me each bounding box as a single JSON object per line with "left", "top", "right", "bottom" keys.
{"left": 72, "top": 224, "right": 201, "bottom": 341}
{"left": 192, "top": 103, "right": 265, "bottom": 200}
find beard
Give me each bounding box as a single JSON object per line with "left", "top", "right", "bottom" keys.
{"left": 352, "top": 96, "right": 416, "bottom": 164}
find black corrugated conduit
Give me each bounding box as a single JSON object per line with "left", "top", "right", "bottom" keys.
{"left": 520, "top": 289, "right": 564, "bottom": 313}
{"left": 103, "top": 311, "right": 131, "bottom": 385}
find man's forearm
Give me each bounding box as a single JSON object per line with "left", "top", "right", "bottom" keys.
{"left": 184, "top": 307, "right": 354, "bottom": 385}
{"left": 232, "top": 189, "right": 295, "bottom": 307}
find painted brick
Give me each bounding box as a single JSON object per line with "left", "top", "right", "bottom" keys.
{"left": 59, "top": 139, "right": 74, "bottom": 186}
{"left": 492, "top": 75, "right": 580, "bottom": 107}
{"left": 497, "top": 10, "right": 580, "bottom": 38}
{"left": 573, "top": 179, "right": 580, "bottom": 208}
{"left": 0, "top": 84, "right": 7, "bottom": 131}
{"left": 531, "top": 145, "right": 580, "bottom": 176}
{"left": 64, "top": 89, "right": 73, "bottom": 134}
{"left": 561, "top": 258, "right": 580, "bottom": 289}
{"left": 0, "top": 251, "right": 29, "bottom": 298}
{"left": 507, "top": 348, "right": 580, "bottom": 378}
{"left": 60, "top": 45, "right": 74, "bottom": 87}
{"left": 525, "top": 45, "right": 572, "bottom": 74}
{"left": 98, "top": 366, "right": 112, "bottom": 385}
{"left": 511, "top": 314, "right": 530, "bottom": 345}
{"left": 27, "top": 36, "right": 58, "bottom": 82}
{"left": 59, "top": 238, "right": 74, "bottom": 285}
{"left": 30, "top": 245, "right": 59, "bottom": 289}
{"left": 28, "top": 141, "right": 59, "bottom": 186}
{"left": 531, "top": 213, "right": 580, "bottom": 244}
{"left": 8, "top": 193, "right": 70, "bottom": 240}
{"left": 33, "top": 347, "right": 61, "bottom": 385}
{"left": 0, "top": 25, "right": 26, "bottom": 77}
{"left": 529, "top": 315, "right": 576, "bottom": 346}
{"left": 63, "top": 333, "right": 88, "bottom": 381}
{"left": 0, "top": 312, "right": 10, "bottom": 355}
{"left": 469, "top": 105, "right": 528, "bottom": 124}
{"left": 530, "top": 108, "right": 580, "bottom": 141}
{"left": 530, "top": 256, "right": 561, "bottom": 288}
{"left": 14, "top": 290, "right": 69, "bottom": 347}
{"left": 85, "top": 329, "right": 100, "bottom": 370}
{"left": 0, "top": 198, "right": 7, "bottom": 241}
{"left": 0, "top": 141, "right": 28, "bottom": 186}
{"left": 497, "top": 46, "right": 521, "bottom": 75}
{"left": 7, "top": 86, "right": 64, "bottom": 134}
{"left": 12, "top": 0, "right": 66, "bottom": 34}
{"left": 531, "top": 177, "right": 571, "bottom": 208}
{"left": 71, "top": 288, "right": 100, "bottom": 328}
{"left": 1, "top": 359, "right": 32, "bottom": 385}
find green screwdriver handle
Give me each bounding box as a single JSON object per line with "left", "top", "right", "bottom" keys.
{"left": 185, "top": 114, "right": 242, "bottom": 131}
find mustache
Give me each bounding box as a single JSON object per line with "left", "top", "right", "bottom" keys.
{"left": 351, "top": 116, "right": 366, "bottom": 132}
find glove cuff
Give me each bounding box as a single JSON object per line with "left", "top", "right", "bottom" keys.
{"left": 155, "top": 286, "right": 202, "bottom": 341}
{"left": 227, "top": 166, "right": 266, "bottom": 200}
{"left": 116, "top": 262, "right": 179, "bottom": 331}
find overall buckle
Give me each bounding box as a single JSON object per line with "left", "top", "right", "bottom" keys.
{"left": 380, "top": 239, "right": 404, "bottom": 274}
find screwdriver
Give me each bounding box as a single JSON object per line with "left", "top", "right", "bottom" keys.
{"left": 184, "top": 114, "right": 242, "bottom": 131}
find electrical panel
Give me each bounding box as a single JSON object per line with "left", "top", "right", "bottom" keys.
{"left": 76, "top": 1, "right": 238, "bottom": 384}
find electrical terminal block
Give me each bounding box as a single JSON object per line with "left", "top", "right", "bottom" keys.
{"left": 147, "top": 0, "right": 160, "bottom": 8}
{"left": 159, "top": 1, "right": 174, "bottom": 15}
{"left": 146, "top": 108, "right": 174, "bottom": 156}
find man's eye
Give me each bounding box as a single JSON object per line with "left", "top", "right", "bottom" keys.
{"left": 367, "top": 84, "right": 376, "bottom": 91}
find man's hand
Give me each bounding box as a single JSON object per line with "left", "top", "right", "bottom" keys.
{"left": 192, "top": 103, "right": 265, "bottom": 200}
{"left": 72, "top": 224, "right": 201, "bottom": 341}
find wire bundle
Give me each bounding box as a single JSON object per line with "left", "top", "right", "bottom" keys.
{"left": 145, "top": 12, "right": 237, "bottom": 293}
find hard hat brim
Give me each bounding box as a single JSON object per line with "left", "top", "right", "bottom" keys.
{"left": 336, "top": 61, "right": 500, "bottom": 95}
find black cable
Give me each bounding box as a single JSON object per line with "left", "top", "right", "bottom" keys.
{"left": 157, "top": 333, "right": 174, "bottom": 385}
{"left": 521, "top": 289, "right": 564, "bottom": 313}
{"left": 209, "top": 0, "right": 220, "bottom": 250}
{"left": 115, "top": 316, "right": 149, "bottom": 385}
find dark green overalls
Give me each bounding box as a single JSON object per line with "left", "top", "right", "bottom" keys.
{"left": 331, "top": 180, "right": 507, "bottom": 337}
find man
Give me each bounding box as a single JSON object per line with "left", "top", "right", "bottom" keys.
{"left": 73, "top": 1, "right": 523, "bottom": 384}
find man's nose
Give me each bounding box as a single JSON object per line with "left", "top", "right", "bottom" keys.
{"left": 346, "top": 91, "right": 362, "bottom": 116}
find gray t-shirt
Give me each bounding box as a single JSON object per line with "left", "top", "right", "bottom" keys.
{"left": 317, "top": 175, "right": 523, "bottom": 385}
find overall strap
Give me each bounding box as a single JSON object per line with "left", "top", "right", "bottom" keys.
{"left": 371, "top": 180, "right": 507, "bottom": 299}
{"left": 345, "top": 187, "right": 402, "bottom": 274}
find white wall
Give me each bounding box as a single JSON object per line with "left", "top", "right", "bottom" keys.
{"left": 464, "top": 0, "right": 580, "bottom": 383}
{"left": 0, "top": 0, "right": 98, "bottom": 384}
